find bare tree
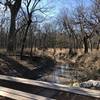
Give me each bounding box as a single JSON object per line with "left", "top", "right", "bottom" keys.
{"left": 20, "top": 0, "right": 48, "bottom": 59}
{"left": 1, "top": 0, "right": 22, "bottom": 53}
{"left": 74, "top": 4, "right": 93, "bottom": 53}
{"left": 61, "top": 10, "right": 77, "bottom": 55}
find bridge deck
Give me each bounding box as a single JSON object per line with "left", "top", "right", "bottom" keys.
{"left": 0, "top": 75, "right": 100, "bottom": 100}
{"left": 0, "top": 86, "right": 54, "bottom": 100}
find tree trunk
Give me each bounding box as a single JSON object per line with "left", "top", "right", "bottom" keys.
{"left": 6, "top": 0, "right": 22, "bottom": 53}
{"left": 20, "top": 23, "right": 30, "bottom": 59}
{"left": 33, "top": 38, "right": 37, "bottom": 55}
{"left": 7, "top": 13, "right": 16, "bottom": 54}
{"left": 97, "top": 39, "right": 100, "bottom": 50}
{"left": 30, "top": 38, "right": 34, "bottom": 56}
{"left": 89, "top": 39, "right": 93, "bottom": 52}
{"left": 83, "top": 36, "right": 88, "bottom": 53}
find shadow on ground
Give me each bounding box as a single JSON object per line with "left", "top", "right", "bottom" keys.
{"left": 0, "top": 53, "right": 55, "bottom": 79}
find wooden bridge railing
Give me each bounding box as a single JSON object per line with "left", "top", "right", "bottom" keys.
{"left": 0, "top": 75, "right": 100, "bottom": 100}
{"left": 0, "top": 86, "right": 55, "bottom": 100}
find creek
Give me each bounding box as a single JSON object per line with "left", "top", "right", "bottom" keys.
{"left": 40, "top": 63, "right": 82, "bottom": 85}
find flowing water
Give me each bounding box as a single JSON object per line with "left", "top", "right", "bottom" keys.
{"left": 40, "top": 63, "right": 82, "bottom": 85}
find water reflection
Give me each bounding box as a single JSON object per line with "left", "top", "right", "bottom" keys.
{"left": 40, "top": 63, "right": 80, "bottom": 85}
{"left": 52, "top": 64, "right": 69, "bottom": 83}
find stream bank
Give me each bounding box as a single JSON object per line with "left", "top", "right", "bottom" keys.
{"left": 0, "top": 53, "right": 55, "bottom": 79}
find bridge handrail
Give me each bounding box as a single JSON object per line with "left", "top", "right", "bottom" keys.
{"left": 0, "top": 75, "right": 100, "bottom": 99}
{"left": 0, "top": 86, "right": 55, "bottom": 100}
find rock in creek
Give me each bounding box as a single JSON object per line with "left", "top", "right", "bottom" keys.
{"left": 80, "top": 80, "right": 100, "bottom": 89}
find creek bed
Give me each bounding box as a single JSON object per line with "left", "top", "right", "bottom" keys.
{"left": 39, "top": 63, "right": 83, "bottom": 85}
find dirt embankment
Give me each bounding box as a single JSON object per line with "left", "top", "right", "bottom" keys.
{"left": 0, "top": 54, "right": 55, "bottom": 79}
{"left": 56, "top": 50, "right": 100, "bottom": 81}
{"left": 75, "top": 51, "right": 100, "bottom": 80}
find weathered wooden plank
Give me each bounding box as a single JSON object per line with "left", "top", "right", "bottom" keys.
{"left": 0, "top": 86, "right": 55, "bottom": 100}
{"left": 0, "top": 75, "right": 100, "bottom": 98}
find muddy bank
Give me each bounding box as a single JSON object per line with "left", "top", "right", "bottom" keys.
{"left": 0, "top": 53, "right": 55, "bottom": 79}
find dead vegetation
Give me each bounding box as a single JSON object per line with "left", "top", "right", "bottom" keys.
{"left": 25, "top": 48, "right": 100, "bottom": 82}
{"left": 75, "top": 50, "right": 100, "bottom": 81}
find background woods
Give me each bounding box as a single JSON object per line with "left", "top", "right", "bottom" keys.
{"left": 0, "top": 0, "right": 99, "bottom": 57}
